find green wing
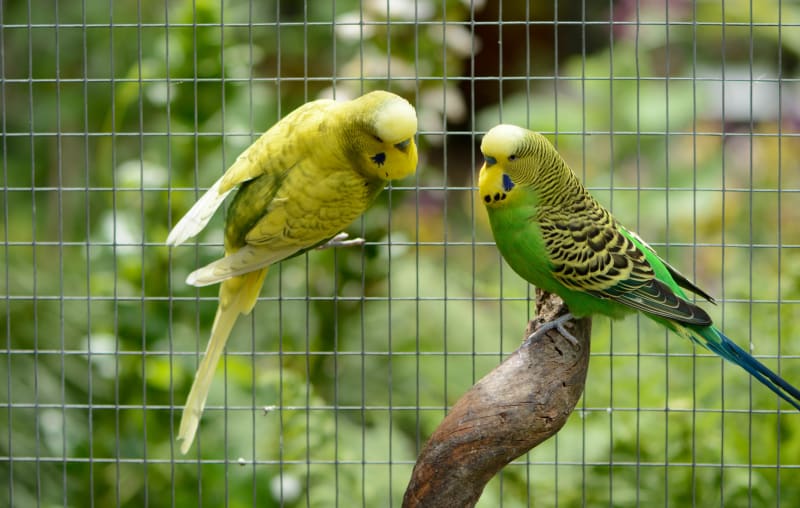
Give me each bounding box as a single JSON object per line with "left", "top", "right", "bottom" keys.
{"left": 538, "top": 197, "right": 712, "bottom": 326}
{"left": 623, "top": 227, "right": 716, "bottom": 304}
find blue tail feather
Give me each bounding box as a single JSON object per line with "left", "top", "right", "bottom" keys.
{"left": 697, "top": 326, "right": 800, "bottom": 411}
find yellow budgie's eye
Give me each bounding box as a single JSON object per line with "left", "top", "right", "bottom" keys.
{"left": 371, "top": 152, "right": 386, "bottom": 166}
{"left": 394, "top": 139, "right": 411, "bottom": 152}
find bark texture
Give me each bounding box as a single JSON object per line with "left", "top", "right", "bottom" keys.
{"left": 403, "top": 290, "right": 592, "bottom": 507}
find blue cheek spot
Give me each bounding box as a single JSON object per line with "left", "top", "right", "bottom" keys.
{"left": 371, "top": 152, "right": 386, "bottom": 166}
{"left": 485, "top": 155, "right": 497, "bottom": 166}
{"left": 502, "top": 173, "right": 515, "bottom": 192}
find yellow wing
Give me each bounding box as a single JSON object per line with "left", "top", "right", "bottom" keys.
{"left": 166, "top": 99, "right": 335, "bottom": 247}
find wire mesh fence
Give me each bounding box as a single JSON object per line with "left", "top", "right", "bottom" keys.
{"left": 2, "top": 0, "right": 799, "bottom": 506}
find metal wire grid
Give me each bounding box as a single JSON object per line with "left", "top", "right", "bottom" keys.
{"left": 2, "top": 1, "right": 799, "bottom": 506}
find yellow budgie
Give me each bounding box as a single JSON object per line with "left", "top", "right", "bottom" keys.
{"left": 167, "top": 90, "right": 418, "bottom": 454}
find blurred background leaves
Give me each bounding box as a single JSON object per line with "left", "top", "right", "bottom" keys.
{"left": 2, "top": 0, "right": 799, "bottom": 506}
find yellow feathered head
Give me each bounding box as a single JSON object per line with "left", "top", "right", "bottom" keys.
{"left": 478, "top": 124, "right": 562, "bottom": 207}
{"left": 347, "top": 91, "right": 419, "bottom": 182}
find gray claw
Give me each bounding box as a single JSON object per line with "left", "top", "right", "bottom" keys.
{"left": 526, "top": 312, "right": 579, "bottom": 347}
{"left": 317, "top": 232, "right": 366, "bottom": 250}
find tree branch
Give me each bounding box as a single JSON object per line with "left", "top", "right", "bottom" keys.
{"left": 402, "top": 290, "right": 592, "bottom": 507}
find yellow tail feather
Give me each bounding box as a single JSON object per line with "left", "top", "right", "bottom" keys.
{"left": 177, "top": 267, "right": 268, "bottom": 454}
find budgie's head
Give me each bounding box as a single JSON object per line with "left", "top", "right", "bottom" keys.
{"left": 479, "top": 124, "right": 565, "bottom": 208}
{"left": 347, "top": 90, "right": 418, "bottom": 182}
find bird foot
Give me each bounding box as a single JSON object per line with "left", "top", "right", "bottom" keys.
{"left": 526, "top": 312, "right": 579, "bottom": 348}
{"left": 317, "top": 232, "right": 365, "bottom": 250}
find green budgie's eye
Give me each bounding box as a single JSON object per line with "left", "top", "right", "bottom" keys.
{"left": 508, "top": 154, "right": 517, "bottom": 161}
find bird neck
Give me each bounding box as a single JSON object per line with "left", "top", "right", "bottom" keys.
{"left": 530, "top": 157, "right": 587, "bottom": 210}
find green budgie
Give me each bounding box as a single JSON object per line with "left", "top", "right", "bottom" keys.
{"left": 478, "top": 123, "right": 800, "bottom": 410}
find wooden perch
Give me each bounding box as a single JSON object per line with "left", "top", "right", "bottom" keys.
{"left": 402, "top": 290, "right": 592, "bottom": 508}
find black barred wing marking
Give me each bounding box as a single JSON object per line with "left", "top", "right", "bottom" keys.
{"left": 538, "top": 195, "right": 711, "bottom": 326}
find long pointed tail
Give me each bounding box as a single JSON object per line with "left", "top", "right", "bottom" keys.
{"left": 177, "top": 268, "right": 268, "bottom": 454}
{"left": 694, "top": 326, "right": 800, "bottom": 411}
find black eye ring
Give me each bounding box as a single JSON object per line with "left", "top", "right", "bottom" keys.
{"left": 508, "top": 154, "right": 517, "bottom": 161}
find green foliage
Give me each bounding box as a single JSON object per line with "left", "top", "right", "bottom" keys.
{"left": 2, "top": 0, "right": 799, "bottom": 506}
